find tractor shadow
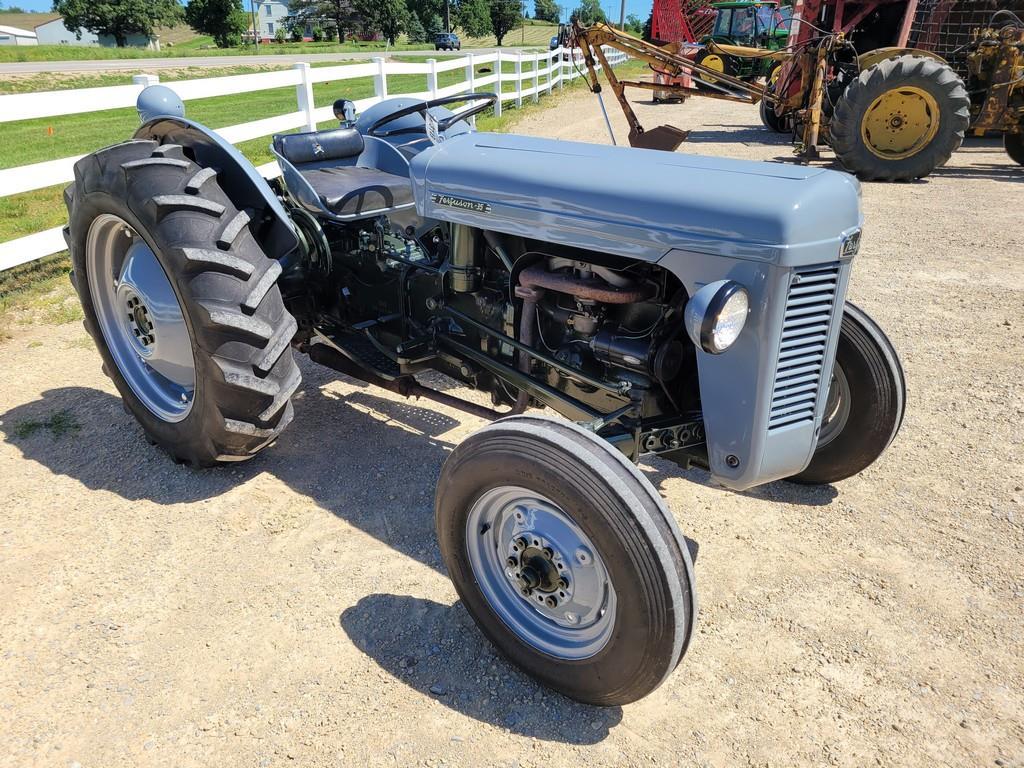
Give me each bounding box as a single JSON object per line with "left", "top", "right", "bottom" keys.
{"left": 338, "top": 593, "right": 622, "bottom": 743}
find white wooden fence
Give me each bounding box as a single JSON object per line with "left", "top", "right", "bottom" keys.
{"left": 0, "top": 47, "right": 627, "bottom": 273}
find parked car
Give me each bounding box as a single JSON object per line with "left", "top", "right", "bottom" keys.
{"left": 434, "top": 32, "right": 461, "bottom": 50}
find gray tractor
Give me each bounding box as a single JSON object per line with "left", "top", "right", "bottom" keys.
{"left": 63, "top": 85, "right": 905, "bottom": 705}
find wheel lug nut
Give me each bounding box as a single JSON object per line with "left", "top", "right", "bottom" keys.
{"left": 542, "top": 547, "right": 553, "bottom": 559}
{"left": 558, "top": 578, "right": 568, "bottom": 590}
{"left": 506, "top": 557, "right": 517, "bottom": 568}
{"left": 545, "top": 596, "right": 557, "bottom": 608}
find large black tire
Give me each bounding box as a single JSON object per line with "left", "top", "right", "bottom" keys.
{"left": 435, "top": 415, "right": 696, "bottom": 706}
{"left": 65, "top": 139, "right": 300, "bottom": 466}
{"left": 1005, "top": 132, "right": 1024, "bottom": 165}
{"left": 830, "top": 55, "right": 970, "bottom": 181}
{"left": 790, "top": 303, "right": 905, "bottom": 485}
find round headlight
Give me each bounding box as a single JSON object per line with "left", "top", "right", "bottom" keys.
{"left": 683, "top": 280, "right": 750, "bottom": 354}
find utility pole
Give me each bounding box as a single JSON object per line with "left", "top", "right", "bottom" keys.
{"left": 444, "top": 0, "right": 451, "bottom": 32}
{"left": 618, "top": 0, "right": 626, "bottom": 29}
{"left": 521, "top": 0, "right": 526, "bottom": 45}
{"left": 251, "top": 0, "right": 259, "bottom": 52}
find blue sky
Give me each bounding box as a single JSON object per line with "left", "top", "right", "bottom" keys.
{"left": 8, "top": 0, "right": 654, "bottom": 26}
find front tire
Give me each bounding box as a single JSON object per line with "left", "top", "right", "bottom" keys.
{"left": 1005, "top": 131, "right": 1024, "bottom": 165}
{"left": 830, "top": 55, "right": 970, "bottom": 181}
{"left": 436, "top": 415, "right": 696, "bottom": 705}
{"left": 790, "top": 303, "right": 905, "bottom": 484}
{"left": 65, "top": 140, "right": 301, "bottom": 466}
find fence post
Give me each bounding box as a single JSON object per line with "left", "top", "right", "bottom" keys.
{"left": 132, "top": 73, "right": 160, "bottom": 89}
{"left": 494, "top": 50, "right": 503, "bottom": 118}
{"left": 515, "top": 52, "right": 523, "bottom": 108}
{"left": 546, "top": 51, "right": 553, "bottom": 95}
{"left": 532, "top": 53, "right": 540, "bottom": 104}
{"left": 373, "top": 56, "right": 388, "bottom": 103}
{"left": 558, "top": 48, "right": 565, "bottom": 89}
{"left": 465, "top": 52, "right": 476, "bottom": 127}
{"left": 427, "top": 58, "right": 438, "bottom": 99}
{"left": 293, "top": 62, "right": 316, "bottom": 132}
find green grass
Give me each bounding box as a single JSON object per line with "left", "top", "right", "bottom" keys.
{"left": 12, "top": 408, "right": 81, "bottom": 439}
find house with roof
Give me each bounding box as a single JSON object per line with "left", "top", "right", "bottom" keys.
{"left": 0, "top": 24, "right": 37, "bottom": 46}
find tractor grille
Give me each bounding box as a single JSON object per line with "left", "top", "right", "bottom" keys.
{"left": 768, "top": 263, "right": 841, "bottom": 432}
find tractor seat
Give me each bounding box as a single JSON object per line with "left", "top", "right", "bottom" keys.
{"left": 274, "top": 127, "right": 414, "bottom": 217}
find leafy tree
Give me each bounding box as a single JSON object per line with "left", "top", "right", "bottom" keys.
{"left": 184, "top": 0, "right": 248, "bottom": 48}
{"left": 489, "top": 0, "right": 521, "bottom": 46}
{"left": 568, "top": 0, "right": 605, "bottom": 25}
{"left": 533, "top": 0, "right": 560, "bottom": 23}
{"left": 642, "top": 11, "right": 652, "bottom": 40}
{"left": 275, "top": 26, "right": 287, "bottom": 42}
{"left": 406, "top": 0, "right": 443, "bottom": 30}
{"left": 312, "top": 25, "right": 325, "bottom": 41}
{"left": 624, "top": 12, "right": 642, "bottom": 34}
{"left": 52, "top": 0, "right": 182, "bottom": 47}
{"left": 423, "top": 12, "right": 444, "bottom": 37}
{"left": 287, "top": 0, "right": 360, "bottom": 44}
{"left": 455, "top": 0, "right": 491, "bottom": 37}
{"left": 405, "top": 10, "right": 427, "bottom": 42}
{"left": 355, "top": 0, "right": 408, "bottom": 45}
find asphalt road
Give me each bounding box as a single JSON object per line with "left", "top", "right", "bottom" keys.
{"left": 0, "top": 47, "right": 532, "bottom": 74}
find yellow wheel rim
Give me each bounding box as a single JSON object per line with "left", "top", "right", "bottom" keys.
{"left": 860, "top": 86, "right": 941, "bottom": 160}
{"left": 701, "top": 54, "right": 725, "bottom": 84}
{"left": 768, "top": 66, "right": 781, "bottom": 87}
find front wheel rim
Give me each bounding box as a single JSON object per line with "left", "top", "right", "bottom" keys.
{"left": 860, "top": 86, "right": 941, "bottom": 160}
{"left": 86, "top": 214, "right": 196, "bottom": 422}
{"left": 465, "top": 486, "right": 617, "bottom": 660}
{"left": 817, "top": 362, "right": 851, "bottom": 449}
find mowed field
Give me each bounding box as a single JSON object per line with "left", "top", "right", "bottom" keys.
{"left": 0, "top": 86, "right": 1022, "bottom": 767}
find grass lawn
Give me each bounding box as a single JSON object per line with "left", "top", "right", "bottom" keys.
{"left": 0, "top": 58, "right": 644, "bottom": 329}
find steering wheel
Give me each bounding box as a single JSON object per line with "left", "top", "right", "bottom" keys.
{"left": 367, "top": 93, "right": 497, "bottom": 138}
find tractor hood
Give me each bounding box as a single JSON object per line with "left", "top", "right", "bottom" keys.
{"left": 408, "top": 132, "right": 862, "bottom": 266}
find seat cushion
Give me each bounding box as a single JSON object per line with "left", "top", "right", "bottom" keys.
{"left": 276, "top": 127, "right": 364, "bottom": 164}
{"left": 300, "top": 166, "right": 414, "bottom": 217}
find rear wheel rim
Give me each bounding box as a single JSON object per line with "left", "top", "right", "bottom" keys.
{"left": 465, "top": 486, "right": 617, "bottom": 660}
{"left": 860, "top": 86, "right": 940, "bottom": 160}
{"left": 86, "top": 214, "right": 196, "bottom": 423}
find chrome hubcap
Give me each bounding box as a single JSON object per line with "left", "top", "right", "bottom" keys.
{"left": 466, "top": 486, "right": 616, "bottom": 659}
{"left": 86, "top": 214, "right": 196, "bottom": 422}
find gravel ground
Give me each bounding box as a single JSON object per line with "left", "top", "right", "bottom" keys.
{"left": 1, "top": 88, "right": 1022, "bottom": 768}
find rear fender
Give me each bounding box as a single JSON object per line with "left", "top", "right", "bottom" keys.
{"left": 133, "top": 117, "right": 299, "bottom": 261}
{"left": 857, "top": 47, "right": 948, "bottom": 71}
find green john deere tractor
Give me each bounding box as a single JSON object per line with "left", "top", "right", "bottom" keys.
{"left": 695, "top": 1, "right": 792, "bottom": 88}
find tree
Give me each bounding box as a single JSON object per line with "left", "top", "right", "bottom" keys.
{"left": 568, "top": 0, "right": 605, "bottom": 25}
{"left": 287, "top": 0, "right": 360, "bottom": 44}
{"left": 642, "top": 11, "right": 652, "bottom": 40}
{"left": 489, "top": 0, "right": 521, "bottom": 46}
{"left": 184, "top": 0, "right": 248, "bottom": 48}
{"left": 455, "top": 0, "right": 490, "bottom": 38}
{"left": 52, "top": 0, "right": 182, "bottom": 47}
{"left": 423, "top": 12, "right": 444, "bottom": 37}
{"left": 624, "top": 12, "right": 642, "bottom": 34}
{"left": 406, "top": 0, "right": 443, "bottom": 30}
{"left": 355, "top": 0, "right": 408, "bottom": 45}
{"left": 533, "top": 0, "right": 560, "bottom": 23}
{"left": 405, "top": 10, "right": 427, "bottom": 43}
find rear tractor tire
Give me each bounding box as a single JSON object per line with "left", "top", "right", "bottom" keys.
{"left": 830, "top": 54, "right": 970, "bottom": 181}
{"left": 436, "top": 415, "right": 697, "bottom": 706}
{"left": 65, "top": 139, "right": 301, "bottom": 467}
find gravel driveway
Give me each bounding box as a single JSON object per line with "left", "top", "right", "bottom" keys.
{"left": 1, "top": 88, "right": 1022, "bottom": 768}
